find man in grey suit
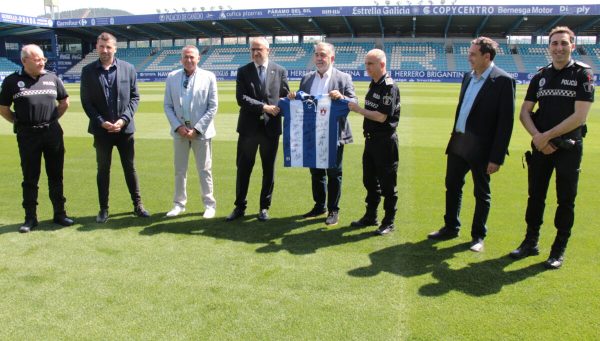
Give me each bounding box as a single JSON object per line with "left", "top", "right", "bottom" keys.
{"left": 226, "top": 37, "right": 290, "bottom": 222}
{"left": 164, "top": 45, "right": 218, "bottom": 219}
{"left": 81, "top": 32, "right": 150, "bottom": 223}
{"left": 288, "top": 42, "right": 355, "bottom": 226}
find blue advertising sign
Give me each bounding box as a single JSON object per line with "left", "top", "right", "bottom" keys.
{"left": 0, "top": 12, "right": 52, "bottom": 26}
{"left": 53, "top": 5, "right": 600, "bottom": 27}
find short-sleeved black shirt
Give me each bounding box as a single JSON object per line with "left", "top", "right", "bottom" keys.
{"left": 363, "top": 73, "right": 401, "bottom": 134}
{"left": 525, "top": 60, "right": 595, "bottom": 133}
{"left": 0, "top": 68, "right": 68, "bottom": 126}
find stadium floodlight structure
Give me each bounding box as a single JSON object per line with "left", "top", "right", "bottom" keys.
{"left": 44, "top": 0, "right": 59, "bottom": 20}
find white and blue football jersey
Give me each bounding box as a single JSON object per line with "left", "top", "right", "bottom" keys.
{"left": 279, "top": 92, "right": 351, "bottom": 169}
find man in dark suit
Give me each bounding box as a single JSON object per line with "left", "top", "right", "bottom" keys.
{"left": 226, "top": 37, "right": 289, "bottom": 222}
{"left": 427, "top": 37, "right": 515, "bottom": 252}
{"left": 287, "top": 42, "right": 355, "bottom": 226}
{"left": 80, "top": 32, "right": 150, "bottom": 223}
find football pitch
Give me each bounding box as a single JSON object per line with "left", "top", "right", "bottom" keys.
{"left": 0, "top": 81, "right": 598, "bottom": 339}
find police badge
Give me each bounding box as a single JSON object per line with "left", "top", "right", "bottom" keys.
{"left": 383, "top": 95, "right": 392, "bottom": 105}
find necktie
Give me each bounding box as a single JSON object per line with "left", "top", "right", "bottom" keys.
{"left": 258, "top": 65, "right": 266, "bottom": 90}
{"left": 258, "top": 65, "right": 269, "bottom": 124}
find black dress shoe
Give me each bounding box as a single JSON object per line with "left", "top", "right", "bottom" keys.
{"left": 509, "top": 242, "right": 539, "bottom": 259}
{"left": 257, "top": 209, "right": 269, "bottom": 222}
{"left": 350, "top": 216, "right": 379, "bottom": 227}
{"left": 96, "top": 209, "right": 109, "bottom": 223}
{"left": 225, "top": 207, "right": 245, "bottom": 222}
{"left": 134, "top": 205, "right": 150, "bottom": 218}
{"left": 303, "top": 206, "right": 326, "bottom": 218}
{"left": 427, "top": 227, "right": 459, "bottom": 240}
{"left": 19, "top": 218, "right": 38, "bottom": 233}
{"left": 544, "top": 256, "right": 564, "bottom": 269}
{"left": 374, "top": 223, "right": 395, "bottom": 236}
{"left": 53, "top": 215, "right": 74, "bottom": 227}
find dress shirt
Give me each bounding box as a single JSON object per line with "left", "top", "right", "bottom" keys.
{"left": 310, "top": 67, "right": 333, "bottom": 95}
{"left": 181, "top": 69, "right": 196, "bottom": 124}
{"left": 96, "top": 60, "right": 118, "bottom": 122}
{"left": 455, "top": 62, "right": 494, "bottom": 133}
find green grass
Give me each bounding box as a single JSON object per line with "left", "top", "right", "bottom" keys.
{"left": 0, "top": 81, "right": 599, "bottom": 339}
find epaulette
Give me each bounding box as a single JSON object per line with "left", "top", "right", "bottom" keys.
{"left": 574, "top": 60, "right": 591, "bottom": 69}
{"left": 384, "top": 76, "right": 394, "bottom": 86}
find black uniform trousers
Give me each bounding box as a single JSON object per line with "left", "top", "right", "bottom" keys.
{"left": 309, "top": 145, "right": 344, "bottom": 212}
{"left": 362, "top": 133, "right": 398, "bottom": 225}
{"left": 444, "top": 152, "right": 491, "bottom": 240}
{"left": 16, "top": 122, "right": 66, "bottom": 218}
{"left": 234, "top": 132, "right": 279, "bottom": 210}
{"left": 93, "top": 133, "right": 142, "bottom": 210}
{"left": 525, "top": 144, "right": 582, "bottom": 256}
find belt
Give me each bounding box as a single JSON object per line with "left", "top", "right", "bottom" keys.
{"left": 16, "top": 120, "right": 56, "bottom": 133}
{"left": 364, "top": 131, "right": 394, "bottom": 139}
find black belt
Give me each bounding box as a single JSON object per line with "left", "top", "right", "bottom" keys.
{"left": 364, "top": 131, "right": 395, "bottom": 139}
{"left": 15, "top": 120, "right": 57, "bottom": 133}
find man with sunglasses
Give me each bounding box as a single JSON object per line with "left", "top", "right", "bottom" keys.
{"left": 163, "top": 45, "right": 218, "bottom": 219}
{"left": 0, "top": 44, "right": 74, "bottom": 232}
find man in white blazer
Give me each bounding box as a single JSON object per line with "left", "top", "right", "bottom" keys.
{"left": 164, "top": 45, "right": 218, "bottom": 218}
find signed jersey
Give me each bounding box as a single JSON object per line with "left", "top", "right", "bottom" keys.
{"left": 279, "top": 92, "right": 350, "bottom": 169}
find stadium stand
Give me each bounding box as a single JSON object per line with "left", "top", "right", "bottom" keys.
{"left": 387, "top": 42, "right": 446, "bottom": 71}
{"left": 0, "top": 57, "right": 20, "bottom": 73}
{"left": 33, "top": 42, "right": 600, "bottom": 77}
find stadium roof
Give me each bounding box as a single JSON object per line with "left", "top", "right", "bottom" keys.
{"left": 2, "top": 5, "right": 600, "bottom": 41}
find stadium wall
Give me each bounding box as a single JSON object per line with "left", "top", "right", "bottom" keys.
{"left": 58, "top": 69, "right": 599, "bottom": 85}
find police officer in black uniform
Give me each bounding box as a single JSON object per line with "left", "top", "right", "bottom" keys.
{"left": 349, "top": 49, "right": 400, "bottom": 235}
{"left": 510, "top": 26, "right": 595, "bottom": 269}
{"left": 0, "top": 44, "right": 74, "bottom": 233}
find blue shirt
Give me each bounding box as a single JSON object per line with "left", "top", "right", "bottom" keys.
{"left": 95, "top": 59, "right": 118, "bottom": 122}
{"left": 455, "top": 62, "right": 494, "bottom": 133}
{"left": 181, "top": 70, "right": 196, "bottom": 124}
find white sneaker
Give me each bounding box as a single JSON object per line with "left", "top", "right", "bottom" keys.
{"left": 203, "top": 207, "right": 216, "bottom": 219}
{"left": 166, "top": 205, "right": 185, "bottom": 217}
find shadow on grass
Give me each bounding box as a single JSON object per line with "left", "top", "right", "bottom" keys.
{"left": 348, "top": 239, "right": 545, "bottom": 296}
{"left": 77, "top": 211, "right": 156, "bottom": 231}
{"left": 140, "top": 214, "right": 375, "bottom": 254}
{"left": 348, "top": 239, "right": 468, "bottom": 278}
{"left": 0, "top": 219, "right": 72, "bottom": 234}
{"left": 255, "top": 223, "right": 375, "bottom": 255}
{"left": 418, "top": 257, "right": 546, "bottom": 297}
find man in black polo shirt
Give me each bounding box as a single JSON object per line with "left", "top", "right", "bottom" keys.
{"left": 348, "top": 49, "right": 401, "bottom": 236}
{"left": 0, "top": 44, "right": 74, "bottom": 233}
{"left": 510, "top": 26, "right": 595, "bottom": 269}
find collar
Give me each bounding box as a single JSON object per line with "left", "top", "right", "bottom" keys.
{"left": 374, "top": 73, "right": 388, "bottom": 85}
{"left": 471, "top": 62, "right": 494, "bottom": 81}
{"left": 19, "top": 67, "right": 46, "bottom": 80}
{"left": 95, "top": 58, "right": 117, "bottom": 70}
{"left": 551, "top": 59, "right": 575, "bottom": 71}
{"left": 183, "top": 67, "right": 197, "bottom": 77}
{"left": 254, "top": 60, "right": 269, "bottom": 71}
{"left": 316, "top": 66, "right": 333, "bottom": 79}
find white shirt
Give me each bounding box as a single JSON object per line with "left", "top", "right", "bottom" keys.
{"left": 310, "top": 67, "right": 332, "bottom": 96}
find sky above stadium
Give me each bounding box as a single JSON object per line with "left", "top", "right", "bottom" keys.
{"left": 7, "top": 0, "right": 599, "bottom": 17}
